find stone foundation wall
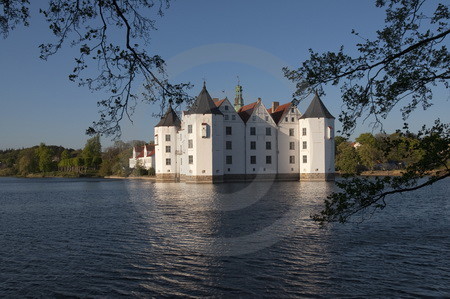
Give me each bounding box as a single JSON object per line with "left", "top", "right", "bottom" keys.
{"left": 276, "top": 173, "right": 300, "bottom": 181}
{"left": 156, "top": 173, "right": 178, "bottom": 182}
{"left": 300, "top": 173, "right": 335, "bottom": 181}
{"left": 184, "top": 175, "right": 224, "bottom": 184}
{"left": 156, "top": 173, "right": 333, "bottom": 183}
{"left": 223, "top": 174, "right": 247, "bottom": 182}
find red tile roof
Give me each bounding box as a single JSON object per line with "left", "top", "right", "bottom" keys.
{"left": 237, "top": 101, "right": 258, "bottom": 123}
{"left": 268, "top": 102, "right": 292, "bottom": 124}
{"left": 133, "top": 144, "right": 155, "bottom": 159}
{"left": 214, "top": 98, "right": 226, "bottom": 107}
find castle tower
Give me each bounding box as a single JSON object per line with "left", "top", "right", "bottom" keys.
{"left": 299, "top": 93, "right": 335, "bottom": 181}
{"left": 234, "top": 83, "right": 244, "bottom": 111}
{"left": 154, "top": 105, "right": 181, "bottom": 181}
{"left": 182, "top": 83, "right": 224, "bottom": 183}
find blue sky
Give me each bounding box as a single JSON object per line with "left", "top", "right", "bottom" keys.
{"left": 1, "top": 0, "right": 448, "bottom": 149}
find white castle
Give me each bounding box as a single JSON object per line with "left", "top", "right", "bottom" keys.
{"left": 130, "top": 83, "right": 335, "bottom": 183}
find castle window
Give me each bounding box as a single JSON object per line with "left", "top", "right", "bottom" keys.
{"left": 302, "top": 128, "right": 307, "bottom": 136}
{"left": 166, "top": 158, "right": 171, "bottom": 165}
{"left": 232, "top": 115, "right": 236, "bottom": 120}
{"left": 250, "top": 141, "right": 256, "bottom": 150}
{"left": 291, "top": 117, "right": 295, "bottom": 122}
{"left": 224, "top": 115, "right": 229, "bottom": 120}
{"left": 188, "top": 125, "right": 192, "bottom": 134}
{"left": 266, "top": 155, "right": 272, "bottom": 164}
{"left": 188, "top": 139, "right": 193, "bottom": 149}
{"left": 302, "top": 141, "right": 307, "bottom": 149}
{"left": 165, "top": 146, "right": 171, "bottom": 153}
{"left": 250, "top": 127, "right": 256, "bottom": 135}
{"left": 285, "top": 117, "right": 288, "bottom": 122}
{"left": 250, "top": 156, "right": 256, "bottom": 164}
{"left": 289, "top": 142, "right": 295, "bottom": 150}
{"left": 165, "top": 134, "right": 171, "bottom": 141}
{"left": 226, "top": 156, "right": 232, "bottom": 164}
{"left": 327, "top": 126, "right": 334, "bottom": 139}
{"left": 266, "top": 141, "right": 271, "bottom": 150}
{"left": 202, "top": 123, "right": 209, "bottom": 138}
{"left": 226, "top": 141, "right": 232, "bottom": 150}
{"left": 188, "top": 155, "right": 193, "bottom": 164}
{"left": 302, "top": 155, "right": 307, "bottom": 163}
{"left": 289, "top": 128, "right": 295, "bottom": 136}
{"left": 225, "top": 105, "right": 229, "bottom": 110}
{"left": 291, "top": 108, "right": 295, "bottom": 113}
{"left": 289, "top": 156, "right": 295, "bottom": 164}
{"left": 226, "top": 126, "right": 232, "bottom": 135}
{"left": 266, "top": 127, "right": 271, "bottom": 136}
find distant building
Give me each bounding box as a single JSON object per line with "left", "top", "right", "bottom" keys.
{"left": 129, "top": 144, "right": 155, "bottom": 170}
{"left": 131, "top": 82, "right": 335, "bottom": 183}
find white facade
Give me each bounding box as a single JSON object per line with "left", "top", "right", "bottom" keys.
{"left": 129, "top": 145, "right": 155, "bottom": 170}
{"left": 148, "top": 85, "right": 335, "bottom": 182}
{"left": 154, "top": 125, "right": 179, "bottom": 178}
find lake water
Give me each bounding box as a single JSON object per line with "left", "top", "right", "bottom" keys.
{"left": 0, "top": 177, "right": 449, "bottom": 297}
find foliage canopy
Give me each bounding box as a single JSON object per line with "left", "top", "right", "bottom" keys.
{"left": 1, "top": 0, "right": 192, "bottom": 137}
{"left": 283, "top": 0, "right": 449, "bottom": 223}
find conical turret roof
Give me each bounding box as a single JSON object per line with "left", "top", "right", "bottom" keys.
{"left": 186, "top": 83, "right": 223, "bottom": 115}
{"left": 155, "top": 105, "right": 181, "bottom": 127}
{"left": 300, "top": 92, "right": 334, "bottom": 119}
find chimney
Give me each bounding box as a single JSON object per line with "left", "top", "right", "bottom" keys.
{"left": 272, "top": 101, "right": 279, "bottom": 112}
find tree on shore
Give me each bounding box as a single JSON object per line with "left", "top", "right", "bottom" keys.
{"left": 336, "top": 142, "right": 361, "bottom": 175}
{"left": 17, "top": 147, "right": 38, "bottom": 175}
{"left": 82, "top": 135, "right": 102, "bottom": 169}
{"left": 284, "top": 0, "right": 449, "bottom": 223}
{"left": 36, "top": 143, "right": 54, "bottom": 172}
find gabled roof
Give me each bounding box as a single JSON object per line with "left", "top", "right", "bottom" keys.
{"left": 300, "top": 93, "right": 334, "bottom": 119}
{"left": 155, "top": 105, "right": 181, "bottom": 127}
{"left": 237, "top": 101, "right": 258, "bottom": 123}
{"left": 186, "top": 84, "right": 223, "bottom": 115}
{"left": 268, "top": 102, "right": 292, "bottom": 124}
{"left": 214, "top": 98, "right": 227, "bottom": 107}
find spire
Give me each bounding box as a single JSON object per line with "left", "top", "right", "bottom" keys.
{"left": 155, "top": 104, "right": 181, "bottom": 127}
{"left": 300, "top": 92, "right": 334, "bottom": 119}
{"left": 187, "top": 83, "right": 223, "bottom": 115}
{"left": 234, "top": 78, "right": 244, "bottom": 111}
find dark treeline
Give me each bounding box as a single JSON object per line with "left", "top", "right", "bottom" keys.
{"left": 336, "top": 132, "right": 436, "bottom": 174}
{"left": 0, "top": 136, "right": 146, "bottom": 177}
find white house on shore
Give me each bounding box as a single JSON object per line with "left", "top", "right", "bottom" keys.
{"left": 131, "top": 82, "right": 335, "bottom": 183}
{"left": 129, "top": 144, "right": 155, "bottom": 170}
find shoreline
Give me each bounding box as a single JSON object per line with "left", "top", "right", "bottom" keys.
{"left": 1, "top": 169, "right": 445, "bottom": 180}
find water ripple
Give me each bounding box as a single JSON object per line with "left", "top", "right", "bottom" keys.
{"left": 0, "top": 177, "right": 449, "bottom": 297}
